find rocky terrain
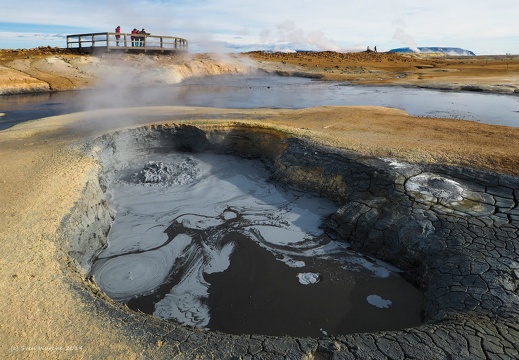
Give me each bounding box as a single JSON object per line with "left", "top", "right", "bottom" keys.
{"left": 0, "top": 47, "right": 256, "bottom": 94}
{"left": 247, "top": 50, "right": 519, "bottom": 93}
{"left": 1, "top": 47, "right": 519, "bottom": 94}
{"left": 1, "top": 48, "right": 519, "bottom": 359}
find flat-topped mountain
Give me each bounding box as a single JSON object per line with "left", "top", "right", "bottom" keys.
{"left": 389, "top": 47, "right": 476, "bottom": 56}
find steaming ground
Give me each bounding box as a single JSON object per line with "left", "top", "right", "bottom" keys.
{"left": 2, "top": 105, "right": 519, "bottom": 357}
{"left": 90, "top": 151, "right": 423, "bottom": 337}
{"left": 1, "top": 48, "right": 519, "bottom": 97}
{"left": 0, "top": 49, "right": 257, "bottom": 95}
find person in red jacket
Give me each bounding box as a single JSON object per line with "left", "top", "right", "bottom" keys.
{"left": 115, "top": 26, "right": 121, "bottom": 46}
{"left": 131, "top": 28, "right": 138, "bottom": 47}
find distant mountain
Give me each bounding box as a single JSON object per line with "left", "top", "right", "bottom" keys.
{"left": 389, "top": 47, "right": 476, "bottom": 56}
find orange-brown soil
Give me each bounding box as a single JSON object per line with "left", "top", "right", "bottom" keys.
{"left": 246, "top": 50, "right": 519, "bottom": 91}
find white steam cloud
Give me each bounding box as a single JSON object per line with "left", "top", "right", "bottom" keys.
{"left": 392, "top": 27, "right": 419, "bottom": 52}
{"left": 260, "top": 20, "right": 340, "bottom": 52}
{"left": 64, "top": 52, "right": 257, "bottom": 133}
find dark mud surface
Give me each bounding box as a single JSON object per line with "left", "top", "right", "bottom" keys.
{"left": 204, "top": 233, "right": 423, "bottom": 337}
{"left": 64, "top": 125, "right": 519, "bottom": 359}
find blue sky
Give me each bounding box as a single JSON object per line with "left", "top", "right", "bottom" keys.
{"left": 1, "top": 0, "right": 518, "bottom": 54}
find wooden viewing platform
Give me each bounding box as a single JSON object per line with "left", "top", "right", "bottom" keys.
{"left": 66, "top": 32, "right": 188, "bottom": 53}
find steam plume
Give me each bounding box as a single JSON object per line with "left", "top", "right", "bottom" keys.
{"left": 261, "top": 20, "right": 340, "bottom": 52}
{"left": 393, "top": 27, "right": 419, "bottom": 52}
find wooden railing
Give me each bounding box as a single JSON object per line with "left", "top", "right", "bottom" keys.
{"left": 66, "top": 32, "right": 188, "bottom": 52}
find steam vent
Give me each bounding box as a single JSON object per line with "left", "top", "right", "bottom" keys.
{"left": 3, "top": 106, "right": 519, "bottom": 359}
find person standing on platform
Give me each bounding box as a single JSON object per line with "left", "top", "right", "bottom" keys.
{"left": 115, "top": 26, "right": 121, "bottom": 46}
{"left": 140, "top": 28, "right": 148, "bottom": 47}
{"left": 131, "top": 28, "right": 138, "bottom": 47}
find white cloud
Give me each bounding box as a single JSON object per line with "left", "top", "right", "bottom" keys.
{"left": 0, "top": 32, "right": 66, "bottom": 49}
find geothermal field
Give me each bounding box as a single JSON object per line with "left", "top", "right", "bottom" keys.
{"left": 1, "top": 48, "right": 519, "bottom": 359}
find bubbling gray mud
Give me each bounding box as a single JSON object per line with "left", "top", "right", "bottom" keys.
{"left": 90, "top": 150, "right": 423, "bottom": 336}
{"left": 63, "top": 124, "right": 519, "bottom": 357}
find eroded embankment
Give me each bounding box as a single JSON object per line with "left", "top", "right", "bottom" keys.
{"left": 61, "top": 123, "right": 519, "bottom": 359}
{"left": 0, "top": 52, "right": 256, "bottom": 94}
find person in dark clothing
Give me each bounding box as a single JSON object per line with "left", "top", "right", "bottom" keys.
{"left": 139, "top": 28, "right": 149, "bottom": 47}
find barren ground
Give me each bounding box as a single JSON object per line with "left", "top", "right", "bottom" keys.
{"left": 1, "top": 48, "right": 519, "bottom": 358}
{"left": 1, "top": 47, "right": 519, "bottom": 93}
{"left": 246, "top": 50, "right": 519, "bottom": 92}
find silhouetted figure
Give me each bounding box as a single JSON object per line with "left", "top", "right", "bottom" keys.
{"left": 374, "top": 46, "right": 377, "bottom": 52}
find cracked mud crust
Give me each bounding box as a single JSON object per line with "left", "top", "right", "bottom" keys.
{"left": 1, "top": 106, "right": 519, "bottom": 359}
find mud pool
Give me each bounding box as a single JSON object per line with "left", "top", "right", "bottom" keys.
{"left": 89, "top": 151, "right": 423, "bottom": 337}
{"left": 54, "top": 120, "right": 519, "bottom": 358}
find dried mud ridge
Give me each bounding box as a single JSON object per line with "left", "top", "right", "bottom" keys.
{"left": 62, "top": 125, "right": 519, "bottom": 359}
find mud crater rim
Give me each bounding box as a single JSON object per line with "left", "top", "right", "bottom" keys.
{"left": 64, "top": 124, "right": 519, "bottom": 349}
